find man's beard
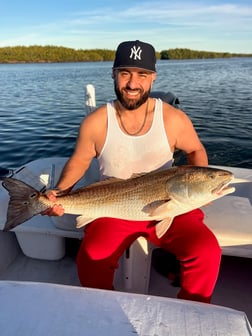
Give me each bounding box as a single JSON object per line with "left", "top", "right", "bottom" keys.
{"left": 114, "top": 83, "right": 150, "bottom": 110}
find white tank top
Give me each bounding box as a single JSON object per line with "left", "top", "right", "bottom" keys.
{"left": 98, "top": 98, "right": 173, "bottom": 179}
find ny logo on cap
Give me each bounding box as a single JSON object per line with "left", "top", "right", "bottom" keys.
{"left": 130, "top": 45, "right": 142, "bottom": 60}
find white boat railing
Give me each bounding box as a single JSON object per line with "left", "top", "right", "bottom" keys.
{"left": 85, "top": 84, "right": 96, "bottom": 113}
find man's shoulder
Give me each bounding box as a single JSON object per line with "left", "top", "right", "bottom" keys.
{"left": 162, "top": 100, "right": 185, "bottom": 116}
{"left": 85, "top": 104, "right": 107, "bottom": 121}
{"left": 79, "top": 105, "right": 107, "bottom": 134}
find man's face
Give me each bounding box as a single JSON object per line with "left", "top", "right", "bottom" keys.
{"left": 113, "top": 68, "right": 156, "bottom": 110}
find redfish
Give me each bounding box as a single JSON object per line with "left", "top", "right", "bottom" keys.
{"left": 2, "top": 166, "right": 236, "bottom": 238}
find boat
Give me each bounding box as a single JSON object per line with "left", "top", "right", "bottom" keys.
{"left": 0, "top": 85, "right": 251, "bottom": 335}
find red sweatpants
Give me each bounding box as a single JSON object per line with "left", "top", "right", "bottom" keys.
{"left": 76, "top": 209, "right": 221, "bottom": 303}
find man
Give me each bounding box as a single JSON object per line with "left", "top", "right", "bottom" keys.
{"left": 44, "top": 40, "right": 221, "bottom": 303}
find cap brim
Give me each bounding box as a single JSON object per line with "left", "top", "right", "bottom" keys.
{"left": 113, "top": 65, "right": 156, "bottom": 73}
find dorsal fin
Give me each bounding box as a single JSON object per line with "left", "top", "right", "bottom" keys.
{"left": 76, "top": 177, "right": 124, "bottom": 191}
{"left": 76, "top": 170, "right": 155, "bottom": 192}
{"left": 130, "top": 172, "right": 149, "bottom": 179}
{"left": 130, "top": 167, "right": 167, "bottom": 179}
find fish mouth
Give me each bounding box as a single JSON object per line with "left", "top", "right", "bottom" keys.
{"left": 212, "top": 179, "right": 235, "bottom": 196}
{"left": 213, "top": 175, "right": 250, "bottom": 196}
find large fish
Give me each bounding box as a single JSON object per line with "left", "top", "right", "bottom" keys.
{"left": 2, "top": 166, "right": 237, "bottom": 238}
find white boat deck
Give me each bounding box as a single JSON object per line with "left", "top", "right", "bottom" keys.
{"left": 0, "top": 237, "right": 251, "bottom": 324}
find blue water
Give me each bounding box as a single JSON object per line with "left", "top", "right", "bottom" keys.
{"left": 0, "top": 58, "right": 251, "bottom": 170}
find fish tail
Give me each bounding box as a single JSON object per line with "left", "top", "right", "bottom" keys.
{"left": 2, "top": 178, "right": 41, "bottom": 231}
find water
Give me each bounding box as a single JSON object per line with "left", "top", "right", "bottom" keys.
{"left": 0, "top": 58, "right": 251, "bottom": 170}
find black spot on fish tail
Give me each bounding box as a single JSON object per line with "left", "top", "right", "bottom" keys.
{"left": 2, "top": 178, "right": 40, "bottom": 231}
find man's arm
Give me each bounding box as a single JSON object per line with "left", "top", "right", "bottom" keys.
{"left": 164, "top": 103, "right": 208, "bottom": 166}
{"left": 42, "top": 106, "right": 106, "bottom": 215}
{"left": 185, "top": 146, "right": 208, "bottom": 166}
{"left": 176, "top": 113, "right": 208, "bottom": 166}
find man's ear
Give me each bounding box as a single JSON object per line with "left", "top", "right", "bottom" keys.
{"left": 151, "top": 72, "right": 157, "bottom": 82}
{"left": 111, "top": 69, "right": 116, "bottom": 79}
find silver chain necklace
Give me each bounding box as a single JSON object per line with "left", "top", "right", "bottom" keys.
{"left": 117, "top": 99, "right": 149, "bottom": 136}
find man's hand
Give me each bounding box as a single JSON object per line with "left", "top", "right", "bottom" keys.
{"left": 41, "top": 189, "right": 65, "bottom": 216}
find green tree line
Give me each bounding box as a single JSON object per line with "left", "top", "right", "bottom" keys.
{"left": 160, "top": 48, "right": 251, "bottom": 59}
{"left": 0, "top": 45, "right": 115, "bottom": 63}
{"left": 0, "top": 45, "right": 251, "bottom": 63}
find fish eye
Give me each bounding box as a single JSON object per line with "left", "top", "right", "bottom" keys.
{"left": 30, "top": 193, "right": 37, "bottom": 199}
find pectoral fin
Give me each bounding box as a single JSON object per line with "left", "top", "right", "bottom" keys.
{"left": 155, "top": 218, "right": 174, "bottom": 238}
{"left": 149, "top": 200, "right": 172, "bottom": 217}
{"left": 76, "top": 216, "right": 96, "bottom": 228}
{"left": 142, "top": 200, "right": 167, "bottom": 215}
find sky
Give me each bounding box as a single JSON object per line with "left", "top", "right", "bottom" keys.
{"left": 0, "top": 0, "right": 251, "bottom": 53}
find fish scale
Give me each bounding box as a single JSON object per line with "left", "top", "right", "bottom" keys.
{"left": 56, "top": 180, "right": 166, "bottom": 219}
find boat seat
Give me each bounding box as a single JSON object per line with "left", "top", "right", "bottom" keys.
{"left": 205, "top": 166, "right": 252, "bottom": 258}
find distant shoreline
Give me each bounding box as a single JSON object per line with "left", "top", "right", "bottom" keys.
{"left": 0, "top": 45, "right": 251, "bottom": 64}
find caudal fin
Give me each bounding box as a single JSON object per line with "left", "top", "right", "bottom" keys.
{"left": 2, "top": 178, "right": 40, "bottom": 231}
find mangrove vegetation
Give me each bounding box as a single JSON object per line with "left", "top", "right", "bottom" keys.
{"left": 0, "top": 45, "right": 251, "bottom": 64}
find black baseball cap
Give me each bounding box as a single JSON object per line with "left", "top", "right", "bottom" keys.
{"left": 113, "top": 40, "right": 156, "bottom": 72}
